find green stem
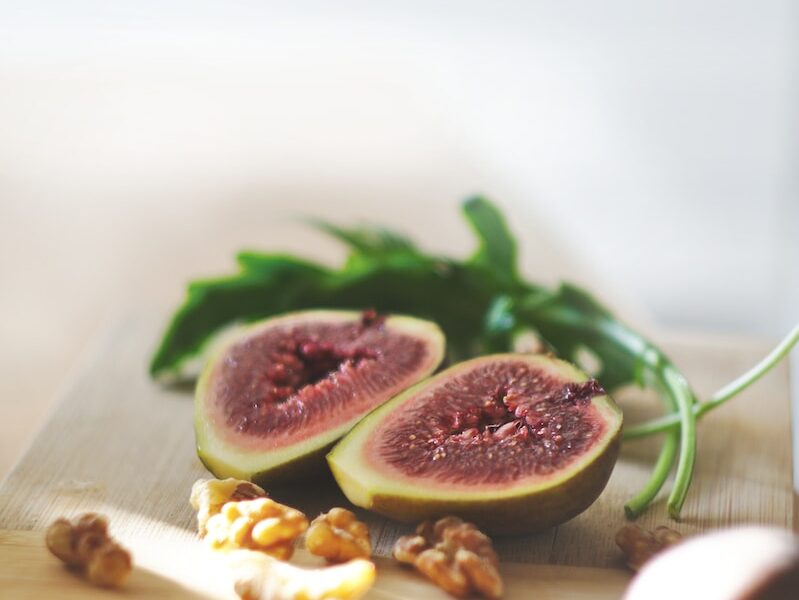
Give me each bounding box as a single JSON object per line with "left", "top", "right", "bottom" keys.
{"left": 623, "top": 323, "right": 799, "bottom": 440}
{"left": 596, "top": 325, "right": 696, "bottom": 519}
{"left": 624, "top": 418, "right": 679, "bottom": 518}
{"left": 623, "top": 362, "right": 696, "bottom": 519}
{"left": 663, "top": 365, "right": 696, "bottom": 518}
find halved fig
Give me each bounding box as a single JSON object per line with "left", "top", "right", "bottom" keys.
{"left": 195, "top": 310, "right": 445, "bottom": 485}
{"left": 328, "top": 354, "right": 622, "bottom": 534}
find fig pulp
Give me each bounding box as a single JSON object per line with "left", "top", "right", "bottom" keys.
{"left": 195, "top": 310, "right": 445, "bottom": 485}
{"left": 328, "top": 354, "right": 623, "bottom": 534}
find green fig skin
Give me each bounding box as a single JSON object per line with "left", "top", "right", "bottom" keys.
{"left": 198, "top": 441, "right": 334, "bottom": 488}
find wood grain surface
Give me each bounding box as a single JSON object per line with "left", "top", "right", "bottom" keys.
{"left": 0, "top": 314, "right": 793, "bottom": 598}
{"left": 0, "top": 529, "right": 629, "bottom": 599}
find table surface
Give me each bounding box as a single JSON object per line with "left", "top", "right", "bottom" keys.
{"left": 0, "top": 313, "right": 793, "bottom": 598}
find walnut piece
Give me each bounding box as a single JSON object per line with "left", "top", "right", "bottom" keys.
{"left": 230, "top": 549, "right": 375, "bottom": 600}
{"left": 45, "top": 513, "right": 132, "bottom": 588}
{"left": 393, "top": 516, "right": 503, "bottom": 599}
{"left": 190, "top": 478, "right": 267, "bottom": 536}
{"left": 616, "top": 524, "right": 683, "bottom": 571}
{"left": 204, "top": 496, "right": 308, "bottom": 559}
{"left": 306, "top": 508, "right": 372, "bottom": 564}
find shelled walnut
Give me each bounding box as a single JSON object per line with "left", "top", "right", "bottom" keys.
{"left": 394, "top": 516, "right": 503, "bottom": 599}
{"left": 230, "top": 549, "right": 376, "bottom": 600}
{"left": 306, "top": 508, "right": 372, "bottom": 564}
{"left": 615, "top": 524, "right": 683, "bottom": 571}
{"left": 204, "top": 496, "right": 309, "bottom": 559}
{"left": 45, "top": 513, "right": 132, "bottom": 588}
{"left": 190, "top": 478, "right": 267, "bottom": 536}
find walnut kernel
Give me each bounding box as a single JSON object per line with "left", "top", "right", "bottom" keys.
{"left": 190, "top": 477, "right": 267, "bottom": 536}
{"left": 45, "top": 513, "right": 132, "bottom": 588}
{"left": 205, "top": 496, "right": 308, "bottom": 559}
{"left": 393, "top": 516, "right": 503, "bottom": 599}
{"left": 616, "top": 524, "right": 683, "bottom": 571}
{"left": 306, "top": 508, "right": 372, "bottom": 563}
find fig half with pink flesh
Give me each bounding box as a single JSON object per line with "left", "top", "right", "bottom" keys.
{"left": 328, "top": 354, "right": 622, "bottom": 534}
{"left": 195, "top": 310, "right": 445, "bottom": 486}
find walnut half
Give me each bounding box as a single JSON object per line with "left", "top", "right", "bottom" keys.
{"left": 394, "top": 516, "right": 503, "bottom": 599}
{"left": 190, "top": 478, "right": 267, "bottom": 536}
{"left": 45, "top": 513, "right": 132, "bottom": 588}
{"left": 190, "top": 477, "right": 308, "bottom": 559}
{"left": 205, "top": 497, "right": 309, "bottom": 559}
{"left": 306, "top": 508, "right": 372, "bottom": 564}
{"left": 616, "top": 524, "right": 683, "bottom": 571}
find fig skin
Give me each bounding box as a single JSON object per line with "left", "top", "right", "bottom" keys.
{"left": 366, "top": 430, "right": 620, "bottom": 534}
{"left": 198, "top": 440, "right": 335, "bottom": 488}
{"left": 625, "top": 527, "right": 799, "bottom": 600}
{"left": 195, "top": 310, "right": 446, "bottom": 487}
{"left": 328, "top": 353, "right": 623, "bottom": 535}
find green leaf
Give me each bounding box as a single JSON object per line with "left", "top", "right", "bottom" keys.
{"left": 309, "top": 219, "right": 418, "bottom": 256}
{"left": 462, "top": 196, "right": 519, "bottom": 284}
{"left": 484, "top": 295, "right": 516, "bottom": 337}
{"left": 235, "top": 252, "right": 329, "bottom": 277}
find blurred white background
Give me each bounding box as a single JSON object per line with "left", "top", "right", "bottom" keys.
{"left": 0, "top": 1, "right": 797, "bottom": 473}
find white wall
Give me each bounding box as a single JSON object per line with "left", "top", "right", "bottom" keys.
{"left": 1, "top": 0, "right": 797, "bottom": 337}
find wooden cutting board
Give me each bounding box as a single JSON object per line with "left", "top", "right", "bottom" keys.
{"left": 0, "top": 314, "right": 793, "bottom": 598}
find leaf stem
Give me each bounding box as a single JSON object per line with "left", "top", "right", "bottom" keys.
{"left": 593, "top": 323, "right": 696, "bottom": 519}
{"left": 623, "top": 323, "right": 799, "bottom": 440}
{"left": 623, "top": 358, "right": 696, "bottom": 519}
{"left": 624, "top": 416, "right": 679, "bottom": 518}
{"left": 663, "top": 365, "right": 696, "bottom": 518}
